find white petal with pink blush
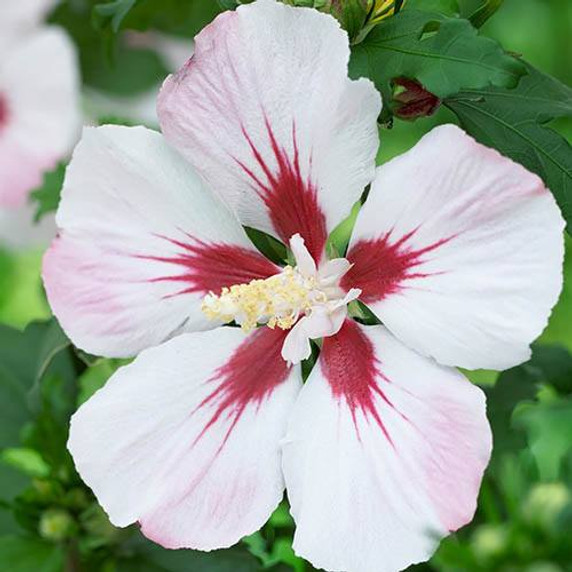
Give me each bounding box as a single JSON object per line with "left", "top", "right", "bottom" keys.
{"left": 282, "top": 321, "right": 492, "bottom": 572}
{"left": 0, "top": 27, "right": 80, "bottom": 211}
{"left": 343, "top": 125, "right": 565, "bottom": 370}
{"left": 68, "top": 327, "right": 301, "bottom": 549}
{"left": 36, "top": 2, "right": 566, "bottom": 572}
{"left": 158, "top": 0, "right": 381, "bottom": 261}
{"left": 44, "top": 125, "right": 279, "bottom": 358}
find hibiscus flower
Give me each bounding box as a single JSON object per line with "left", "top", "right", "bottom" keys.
{"left": 0, "top": 0, "right": 80, "bottom": 247}
{"left": 43, "top": 1, "right": 564, "bottom": 570}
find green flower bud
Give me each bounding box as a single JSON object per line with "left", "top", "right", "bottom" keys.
{"left": 471, "top": 524, "right": 508, "bottom": 561}
{"left": 523, "top": 483, "right": 571, "bottom": 529}
{"left": 39, "top": 509, "right": 77, "bottom": 542}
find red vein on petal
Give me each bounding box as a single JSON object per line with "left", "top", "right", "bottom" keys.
{"left": 235, "top": 118, "right": 327, "bottom": 262}
{"left": 194, "top": 328, "right": 291, "bottom": 450}
{"left": 342, "top": 228, "right": 454, "bottom": 303}
{"left": 136, "top": 234, "right": 278, "bottom": 298}
{"left": 321, "top": 320, "right": 408, "bottom": 444}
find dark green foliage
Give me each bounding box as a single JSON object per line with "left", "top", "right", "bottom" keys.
{"left": 349, "top": 10, "right": 525, "bottom": 117}
{"left": 446, "top": 66, "right": 572, "bottom": 233}
{"left": 30, "top": 164, "right": 66, "bottom": 223}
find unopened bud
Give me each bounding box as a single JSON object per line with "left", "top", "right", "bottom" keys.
{"left": 522, "top": 483, "right": 571, "bottom": 529}
{"left": 392, "top": 77, "right": 441, "bottom": 120}
{"left": 471, "top": 524, "right": 507, "bottom": 561}
{"left": 39, "top": 509, "right": 77, "bottom": 541}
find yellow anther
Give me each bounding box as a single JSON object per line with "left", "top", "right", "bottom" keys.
{"left": 201, "top": 266, "right": 316, "bottom": 332}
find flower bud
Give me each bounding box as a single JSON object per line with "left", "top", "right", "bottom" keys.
{"left": 522, "top": 482, "right": 571, "bottom": 529}
{"left": 471, "top": 524, "right": 508, "bottom": 562}
{"left": 392, "top": 78, "right": 441, "bottom": 120}
{"left": 39, "top": 509, "right": 77, "bottom": 541}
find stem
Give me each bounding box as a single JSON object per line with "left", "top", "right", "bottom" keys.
{"left": 65, "top": 540, "right": 81, "bottom": 572}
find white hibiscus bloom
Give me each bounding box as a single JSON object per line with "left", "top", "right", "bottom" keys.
{"left": 42, "top": 1, "right": 564, "bottom": 571}
{"left": 0, "top": 0, "right": 80, "bottom": 248}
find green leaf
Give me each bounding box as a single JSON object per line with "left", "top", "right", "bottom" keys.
{"left": 349, "top": 9, "right": 525, "bottom": 115}
{"left": 123, "top": 532, "right": 262, "bottom": 571}
{"left": 0, "top": 536, "right": 64, "bottom": 572}
{"left": 0, "top": 250, "right": 15, "bottom": 311}
{"left": 78, "top": 360, "right": 126, "bottom": 405}
{"left": 484, "top": 361, "right": 540, "bottom": 457}
{"left": 0, "top": 449, "right": 50, "bottom": 479}
{"left": 85, "top": 46, "right": 170, "bottom": 97}
{"left": 404, "top": 0, "right": 459, "bottom": 16}
{"left": 329, "top": 0, "right": 369, "bottom": 42}
{"left": 527, "top": 344, "right": 572, "bottom": 396}
{"left": 514, "top": 398, "right": 572, "bottom": 480}
{"left": 0, "top": 321, "right": 74, "bottom": 449}
{"left": 467, "top": 0, "right": 504, "bottom": 28}
{"left": 244, "top": 227, "right": 287, "bottom": 265}
{"left": 445, "top": 65, "right": 572, "bottom": 233}
{"left": 94, "top": 0, "right": 138, "bottom": 33}
{"left": 29, "top": 164, "right": 66, "bottom": 223}
{"left": 119, "top": 0, "right": 221, "bottom": 37}
{"left": 0, "top": 466, "right": 29, "bottom": 534}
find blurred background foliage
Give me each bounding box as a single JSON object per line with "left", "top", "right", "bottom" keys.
{"left": 0, "top": 0, "right": 571, "bottom": 570}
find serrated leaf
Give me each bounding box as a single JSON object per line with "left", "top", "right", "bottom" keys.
{"left": 30, "top": 164, "right": 66, "bottom": 223}
{"left": 445, "top": 65, "right": 572, "bottom": 233}
{"left": 349, "top": 9, "right": 525, "bottom": 115}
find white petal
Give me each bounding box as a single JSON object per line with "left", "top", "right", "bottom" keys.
{"left": 318, "top": 258, "right": 352, "bottom": 286}
{"left": 282, "top": 318, "right": 313, "bottom": 365}
{"left": 43, "top": 126, "right": 279, "bottom": 358}
{"left": 69, "top": 327, "right": 301, "bottom": 549}
{"left": 282, "top": 321, "right": 491, "bottom": 572}
{"left": 0, "top": 27, "right": 80, "bottom": 208}
{"left": 0, "top": 0, "right": 57, "bottom": 51}
{"left": 158, "top": 0, "right": 381, "bottom": 261}
{"left": 344, "top": 125, "right": 564, "bottom": 370}
{"left": 289, "top": 233, "right": 316, "bottom": 277}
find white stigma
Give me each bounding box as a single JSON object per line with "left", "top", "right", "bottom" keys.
{"left": 202, "top": 234, "right": 361, "bottom": 364}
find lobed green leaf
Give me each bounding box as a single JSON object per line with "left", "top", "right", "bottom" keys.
{"left": 446, "top": 65, "right": 572, "bottom": 233}
{"left": 349, "top": 9, "right": 525, "bottom": 116}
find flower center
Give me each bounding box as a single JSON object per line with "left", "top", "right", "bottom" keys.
{"left": 202, "top": 234, "right": 362, "bottom": 364}
{"left": 202, "top": 264, "right": 325, "bottom": 332}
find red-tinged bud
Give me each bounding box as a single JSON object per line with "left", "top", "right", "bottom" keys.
{"left": 392, "top": 77, "right": 441, "bottom": 120}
